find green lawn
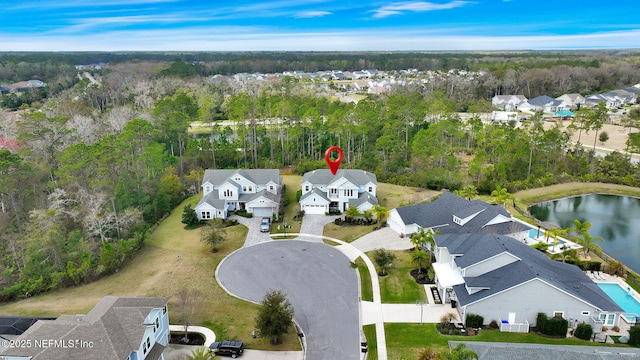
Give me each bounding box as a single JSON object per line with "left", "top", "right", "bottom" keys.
{"left": 384, "top": 323, "right": 634, "bottom": 359}
{"left": 363, "top": 324, "right": 378, "bottom": 360}
{"left": 356, "top": 258, "right": 373, "bottom": 302}
{"left": 323, "top": 222, "right": 374, "bottom": 242}
{"left": 280, "top": 174, "right": 303, "bottom": 234}
{"left": 369, "top": 250, "right": 427, "bottom": 304}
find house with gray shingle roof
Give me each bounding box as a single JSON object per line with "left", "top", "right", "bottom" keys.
{"left": 433, "top": 233, "right": 622, "bottom": 330}
{"left": 387, "top": 192, "right": 527, "bottom": 239}
{"left": 194, "top": 169, "right": 282, "bottom": 220}
{"left": 520, "top": 95, "right": 569, "bottom": 113}
{"left": 300, "top": 169, "right": 377, "bottom": 215}
{"left": 0, "top": 296, "right": 169, "bottom": 360}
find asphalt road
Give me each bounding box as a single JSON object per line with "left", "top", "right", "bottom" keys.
{"left": 217, "top": 240, "right": 360, "bottom": 360}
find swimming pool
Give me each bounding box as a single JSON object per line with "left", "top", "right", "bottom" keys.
{"left": 528, "top": 229, "right": 541, "bottom": 239}
{"left": 597, "top": 283, "right": 640, "bottom": 316}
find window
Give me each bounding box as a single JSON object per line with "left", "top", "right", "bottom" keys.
{"left": 270, "top": 185, "right": 274, "bottom": 191}
{"left": 305, "top": 186, "right": 309, "bottom": 191}
{"left": 201, "top": 211, "right": 211, "bottom": 219}
{"left": 368, "top": 186, "right": 373, "bottom": 192}
{"left": 599, "top": 313, "right": 616, "bottom": 326}
{"left": 553, "top": 311, "right": 564, "bottom": 318}
{"left": 248, "top": 186, "right": 253, "bottom": 192}
{"left": 581, "top": 311, "right": 590, "bottom": 316}
{"left": 345, "top": 189, "right": 353, "bottom": 197}
{"left": 143, "top": 342, "right": 147, "bottom": 354}
{"left": 243, "top": 186, "right": 247, "bottom": 192}
{"left": 163, "top": 306, "right": 167, "bottom": 314}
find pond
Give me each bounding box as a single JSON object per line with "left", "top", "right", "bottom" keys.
{"left": 529, "top": 194, "right": 640, "bottom": 274}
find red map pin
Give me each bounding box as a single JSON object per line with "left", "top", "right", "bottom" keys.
{"left": 324, "top": 146, "right": 343, "bottom": 175}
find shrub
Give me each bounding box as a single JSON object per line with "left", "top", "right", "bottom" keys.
{"left": 334, "top": 218, "right": 342, "bottom": 225}
{"left": 532, "top": 242, "right": 549, "bottom": 252}
{"left": 181, "top": 204, "right": 199, "bottom": 227}
{"left": 295, "top": 189, "right": 302, "bottom": 202}
{"left": 537, "top": 312, "right": 568, "bottom": 337}
{"left": 612, "top": 325, "right": 620, "bottom": 332}
{"left": 574, "top": 323, "right": 593, "bottom": 340}
{"left": 629, "top": 325, "right": 640, "bottom": 346}
{"left": 466, "top": 314, "right": 484, "bottom": 328}
{"left": 489, "top": 320, "right": 499, "bottom": 329}
{"left": 235, "top": 209, "right": 253, "bottom": 218}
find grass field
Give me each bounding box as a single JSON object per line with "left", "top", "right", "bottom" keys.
{"left": 369, "top": 250, "right": 427, "bottom": 304}
{"left": 384, "top": 322, "right": 632, "bottom": 359}
{"left": 0, "top": 196, "right": 301, "bottom": 351}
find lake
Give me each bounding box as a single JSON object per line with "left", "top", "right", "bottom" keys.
{"left": 529, "top": 194, "right": 640, "bottom": 274}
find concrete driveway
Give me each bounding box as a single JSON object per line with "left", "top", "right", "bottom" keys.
{"left": 216, "top": 240, "right": 360, "bottom": 360}
{"left": 230, "top": 215, "right": 273, "bottom": 246}
{"left": 350, "top": 227, "right": 413, "bottom": 253}
{"left": 296, "top": 214, "right": 339, "bottom": 242}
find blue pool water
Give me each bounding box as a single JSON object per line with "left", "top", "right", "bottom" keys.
{"left": 528, "top": 229, "right": 541, "bottom": 238}
{"left": 598, "top": 283, "right": 640, "bottom": 315}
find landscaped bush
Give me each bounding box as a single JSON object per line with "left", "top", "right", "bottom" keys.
{"left": 628, "top": 326, "right": 640, "bottom": 346}
{"left": 295, "top": 189, "right": 302, "bottom": 202}
{"left": 235, "top": 210, "right": 253, "bottom": 218}
{"left": 532, "top": 242, "right": 549, "bottom": 252}
{"left": 537, "top": 312, "right": 568, "bottom": 337}
{"left": 489, "top": 320, "right": 499, "bottom": 329}
{"left": 574, "top": 323, "right": 593, "bottom": 340}
{"left": 465, "top": 314, "right": 484, "bottom": 328}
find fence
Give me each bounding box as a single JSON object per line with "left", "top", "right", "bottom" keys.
{"left": 500, "top": 319, "right": 530, "bottom": 333}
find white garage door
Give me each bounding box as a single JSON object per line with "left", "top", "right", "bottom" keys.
{"left": 302, "top": 204, "right": 326, "bottom": 215}
{"left": 251, "top": 207, "right": 273, "bottom": 217}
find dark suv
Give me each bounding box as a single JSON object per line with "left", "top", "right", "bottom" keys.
{"left": 209, "top": 340, "right": 244, "bottom": 358}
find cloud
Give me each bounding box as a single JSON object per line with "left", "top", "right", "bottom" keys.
{"left": 3, "top": 27, "right": 640, "bottom": 52}
{"left": 371, "top": 1, "right": 470, "bottom": 18}
{"left": 294, "top": 11, "right": 332, "bottom": 18}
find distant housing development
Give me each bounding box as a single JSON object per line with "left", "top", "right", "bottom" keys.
{"left": 195, "top": 169, "right": 282, "bottom": 220}
{"left": 300, "top": 169, "right": 378, "bottom": 214}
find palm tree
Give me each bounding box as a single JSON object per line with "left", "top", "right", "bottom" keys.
{"left": 417, "top": 346, "right": 440, "bottom": 360}
{"left": 551, "top": 248, "right": 578, "bottom": 263}
{"left": 344, "top": 205, "right": 361, "bottom": 221}
{"left": 370, "top": 205, "right": 389, "bottom": 225}
{"left": 490, "top": 186, "right": 514, "bottom": 206}
{"left": 459, "top": 185, "right": 479, "bottom": 200}
{"left": 411, "top": 228, "right": 439, "bottom": 263}
{"left": 186, "top": 346, "right": 214, "bottom": 360}
{"left": 446, "top": 343, "right": 479, "bottom": 360}
{"left": 570, "top": 219, "right": 603, "bottom": 258}
{"left": 411, "top": 249, "right": 430, "bottom": 274}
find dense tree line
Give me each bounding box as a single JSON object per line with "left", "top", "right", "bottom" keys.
{"left": 1, "top": 52, "right": 639, "bottom": 300}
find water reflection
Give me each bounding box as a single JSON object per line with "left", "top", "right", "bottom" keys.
{"left": 530, "top": 194, "right": 640, "bottom": 274}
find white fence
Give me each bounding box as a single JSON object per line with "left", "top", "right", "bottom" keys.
{"left": 500, "top": 319, "right": 530, "bottom": 333}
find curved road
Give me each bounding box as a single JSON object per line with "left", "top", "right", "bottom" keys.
{"left": 217, "top": 240, "right": 360, "bottom": 360}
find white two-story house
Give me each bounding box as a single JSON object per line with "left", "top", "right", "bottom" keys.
{"left": 299, "top": 169, "right": 378, "bottom": 215}
{"left": 194, "top": 169, "right": 282, "bottom": 220}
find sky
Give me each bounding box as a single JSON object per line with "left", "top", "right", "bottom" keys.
{"left": 1, "top": 0, "right": 639, "bottom": 51}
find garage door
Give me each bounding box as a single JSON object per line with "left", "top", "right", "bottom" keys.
{"left": 302, "top": 204, "right": 326, "bottom": 215}
{"left": 251, "top": 207, "right": 273, "bottom": 217}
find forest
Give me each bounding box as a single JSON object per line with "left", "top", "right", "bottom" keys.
{"left": 1, "top": 51, "right": 640, "bottom": 301}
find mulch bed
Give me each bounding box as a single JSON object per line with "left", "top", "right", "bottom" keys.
{"left": 169, "top": 332, "right": 205, "bottom": 345}
{"left": 409, "top": 268, "right": 434, "bottom": 284}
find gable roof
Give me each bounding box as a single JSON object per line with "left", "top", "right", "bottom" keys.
{"left": 302, "top": 169, "right": 377, "bottom": 187}
{"left": 527, "top": 95, "right": 563, "bottom": 107}
{"left": 195, "top": 190, "right": 227, "bottom": 210}
{"left": 0, "top": 297, "right": 168, "bottom": 360}
{"left": 439, "top": 233, "right": 622, "bottom": 312}
{"left": 394, "top": 192, "right": 525, "bottom": 235}
{"left": 300, "top": 188, "right": 330, "bottom": 204}
{"left": 350, "top": 192, "right": 379, "bottom": 208}
{"left": 202, "top": 169, "right": 281, "bottom": 187}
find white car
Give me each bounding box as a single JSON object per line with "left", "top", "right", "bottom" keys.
{"left": 260, "top": 217, "right": 271, "bottom": 232}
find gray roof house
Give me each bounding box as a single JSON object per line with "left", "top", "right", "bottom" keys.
{"left": 388, "top": 192, "right": 527, "bottom": 239}
{"left": 300, "top": 169, "right": 377, "bottom": 214}
{"left": 520, "top": 95, "right": 569, "bottom": 113}
{"left": 433, "top": 233, "right": 623, "bottom": 330}
{"left": 195, "top": 169, "right": 282, "bottom": 220}
{"left": 0, "top": 296, "right": 170, "bottom": 360}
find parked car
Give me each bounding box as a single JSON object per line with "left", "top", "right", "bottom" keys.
{"left": 209, "top": 340, "right": 244, "bottom": 358}
{"left": 260, "top": 217, "right": 271, "bottom": 232}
